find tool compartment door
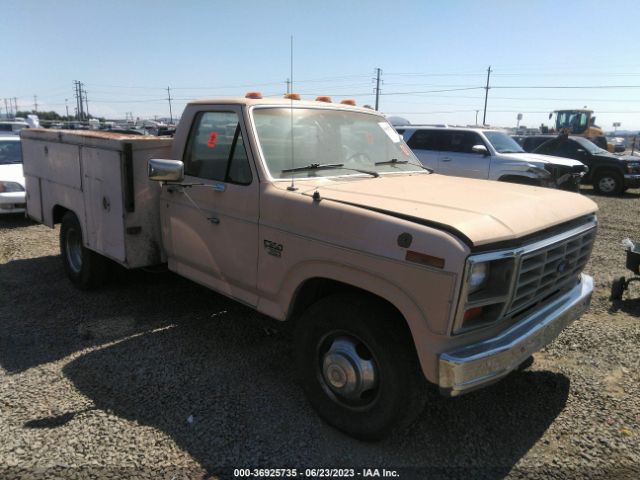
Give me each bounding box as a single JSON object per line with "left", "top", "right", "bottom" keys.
{"left": 81, "top": 147, "right": 126, "bottom": 262}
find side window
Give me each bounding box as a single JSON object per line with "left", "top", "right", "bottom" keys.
{"left": 555, "top": 140, "right": 580, "bottom": 157}
{"left": 183, "top": 111, "right": 252, "bottom": 185}
{"left": 444, "top": 131, "right": 481, "bottom": 153}
{"left": 406, "top": 130, "right": 439, "bottom": 150}
{"left": 535, "top": 139, "right": 556, "bottom": 154}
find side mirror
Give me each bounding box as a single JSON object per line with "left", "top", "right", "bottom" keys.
{"left": 148, "top": 159, "right": 184, "bottom": 182}
{"left": 471, "top": 144, "right": 489, "bottom": 156}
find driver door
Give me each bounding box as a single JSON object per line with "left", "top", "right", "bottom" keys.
{"left": 437, "top": 131, "right": 490, "bottom": 179}
{"left": 160, "top": 107, "right": 259, "bottom": 306}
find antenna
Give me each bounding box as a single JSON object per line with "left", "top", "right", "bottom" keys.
{"left": 287, "top": 35, "right": 297, "bottom": 191}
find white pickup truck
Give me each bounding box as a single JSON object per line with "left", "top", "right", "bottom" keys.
{"left": 22, "top": 95, "right": 597, "bottom": 439}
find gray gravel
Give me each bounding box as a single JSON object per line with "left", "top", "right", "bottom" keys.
{"left": 1, "top": 186, "right": 639, "bottom": 479}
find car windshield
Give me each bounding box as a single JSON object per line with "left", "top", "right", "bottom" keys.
{"left": 573, "top": 136, "right": 609, "bottom": 155}
{"left": 252, "top": 107, "right": 424, "bottom": 179}
{"left": 483, "top": 131, "right": 525, "bottom": 153}
{"left": 0, "top": 140, "right": 22, "bottom": 164}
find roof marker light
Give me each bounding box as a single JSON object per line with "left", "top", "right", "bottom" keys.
{"left": 340, "top": 99, "right": 356, "bottom": 106}
{"left": 315, "top": 96, "right": 332, "bottom": 103}
{"left": 284, "top": 93, "right": 301, "bottom": 100}
{"left": 245, "top": 91, "right": 263, "bottom": 99}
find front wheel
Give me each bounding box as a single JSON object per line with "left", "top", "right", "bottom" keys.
{"left": 60, "top": 212, "right": 107, "bottom": 289}
{"left": 593, "top": 170, "right": 624, "bottom": 196}
{"left": 294, "top": 293, "right": 427, "bottom": 440}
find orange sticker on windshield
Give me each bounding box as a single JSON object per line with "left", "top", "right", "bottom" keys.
{"left": 365, "top": 132, "right": 374, "bottom": 145}
{"left": 207, "top": 132, "right": 218, "bottom": 148}
{"left": 400, "top": 143, "right": 411, "bottom": 156}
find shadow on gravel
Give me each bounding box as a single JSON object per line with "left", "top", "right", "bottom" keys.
{"left": 609, "top": 297, "right": 640, "bottom": 317}
{"left": 63, "top": 309, "right": 570, "bottom": 478}
{"left": 0, "top": 213, "right": 35, "bottom": 229}
{"left": 0, "top": 254, "right": 245, "bottom": 373}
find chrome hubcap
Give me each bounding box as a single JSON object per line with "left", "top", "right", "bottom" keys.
{"left": 599, "top": 177, "right": 616, "bottom": 193}
{"left": 320, "top": 336, "right": 377, "bottom": 403}
{"left": 66, "top": 227, "right": 83, "bottom": 273}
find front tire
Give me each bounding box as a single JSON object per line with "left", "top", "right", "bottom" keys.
{"left": 294, "top": 293, "right": 427, "bottom": 440}
{"left": 60, "top": 212, "right": 107, "bottom": 289}
{"left": 593, "top": 170, "right": 624, "bottom": 196}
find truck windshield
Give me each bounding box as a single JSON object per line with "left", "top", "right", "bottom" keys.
{"left": 252, "top": 107, "right": 423, "bottom": 179}
{"left": 0, "top": 140, "right": 22, "bottom": 164}
{"left": 483, "top": 131, "right": 525, "bottom": 153}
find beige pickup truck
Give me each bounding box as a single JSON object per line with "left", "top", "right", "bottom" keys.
{"left": 21, "top": 95, "right": 597, "bottom": 439}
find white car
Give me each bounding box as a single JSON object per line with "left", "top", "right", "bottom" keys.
{"left": 397, "top": 126, "right": 587, "bottom": 190}
{"left": 0, "top": 135, "right": 26, "bottom": 214}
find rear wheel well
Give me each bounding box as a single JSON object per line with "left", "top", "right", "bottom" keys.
{"left": 52, "top": 205, "right": 71, "bottom": 224}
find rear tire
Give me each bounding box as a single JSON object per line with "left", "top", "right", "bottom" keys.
{"left": 60, "top": 212, "right": 107, "bottom": 289}
{"left": 593, "top": 170, "right": 624, "bottom": 196}
{"left": 294, "top": 293, "right": 427, "bottom": 440}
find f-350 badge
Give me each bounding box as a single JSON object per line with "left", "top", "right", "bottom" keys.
{"left": 264, "top": 240, "right": 283, "bottom": 258}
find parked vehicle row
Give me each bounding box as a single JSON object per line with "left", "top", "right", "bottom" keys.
{"left": 395, "top": 126, "right": 587, "bottom": 191}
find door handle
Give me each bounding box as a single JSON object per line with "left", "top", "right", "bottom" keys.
{"left": 208, "top": 216, "right": 220, "bottom": 225}
{"left": 441, "top": 157, "right": 452, "bottom": 162}
{"left": 211, "top": 183, "right": 226, "bottom": 192}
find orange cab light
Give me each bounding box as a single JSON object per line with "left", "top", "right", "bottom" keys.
{"left": 284, "top": 93, "right": 301, "bottom": 100}
{"left": 463, "top": 307, "right": 483, "bottom": 323}
{"left": 245, "top": 91, "right": 263, "bottom": 99}
{"left": 315, "top": 96, "right": 332, "bottom": 103}
{"left": 340, "top": 99, "right": 356, "bottom": 106}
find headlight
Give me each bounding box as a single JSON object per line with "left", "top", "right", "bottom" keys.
{"left": 0, "top": 181, "right": 25, "bottom": 193}
{"left": 453, "top": 256, "right": 515, "bottom": 334}
{"left": 468, "top": 262, "right": 489, "bottom": 293}
{"left": 626, "top": 162, "right": 640, "bottom": 174}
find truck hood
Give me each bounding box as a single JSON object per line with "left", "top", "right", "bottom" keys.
{"left": 505, "top": 152, "right": 584, "bottom": 167}
{"left": 297, "top": 173, "right": 597, "bottom": 247}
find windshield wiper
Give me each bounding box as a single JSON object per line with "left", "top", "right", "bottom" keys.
{"left": 375, "top": 158, "right": 433, "bottom": 173}
{"left": 281, "top": 163, "right": 379, "bottom": 178}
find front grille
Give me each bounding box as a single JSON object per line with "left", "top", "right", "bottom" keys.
{"left": 507, "top": 227, "right": 595, "bottom": 316}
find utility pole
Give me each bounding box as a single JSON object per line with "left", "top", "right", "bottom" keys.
{"left": 65, "top": 99, "right": 69, "bottom": 118}
{"left": 475, "top": 110, "right": 479, "bottom": 125}
{"left": 373, "top": 67, "right": 382, "bottom": 111}
{"left": 33, "top": 95, "right": 38, "bottom": 113}
{"left": 83, "top": 83, "right": 90, "bottom": 118}
{"left": 482, "top": 66, "right": 491, "bottom": 126}
{"left": 286, "top": 78, "right": 291, "bottom": 94}
{"left": 167, "top": 86, "right": 173, "bottom": 124}
{"left": 3, "top": 99, "right": 8, "bottom": 118}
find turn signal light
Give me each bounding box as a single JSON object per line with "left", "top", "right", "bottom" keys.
{"left": 284, "top": 93, "right": 301, "bottom": 100}
{"left": 340, "top": 99, "right": 356, "bottom": 106}
{"left": 245, "top": 91, "right": 263, "bottom": 99}
{"left": 463, "top": 307, "right": 483, "bottom": 323}
{"left": 405, "top": 251, "right": 445, "bottom": 269}
{"left": 315, "top": 96, "right": 332, "bottom": 103}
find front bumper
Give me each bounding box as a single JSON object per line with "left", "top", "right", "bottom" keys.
{"left": 0, "top": 191, "right": 26, "bottom": 214}
{"left": 624, "top": 174, "right": 640, "bottom": 189}
{"left": 438, "top": 274, "right": 593, "bottom": 396}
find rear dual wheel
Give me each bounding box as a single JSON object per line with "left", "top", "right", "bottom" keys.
{"left": 60, "top": 212, "right": 107, "bottom": 289}
{"left": 294, "top": 293, "right": 427, "bottom": 440}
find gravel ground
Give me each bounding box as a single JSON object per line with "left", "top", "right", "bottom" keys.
{"left": 1, "top": 186, "right": 639, "bottom": 480}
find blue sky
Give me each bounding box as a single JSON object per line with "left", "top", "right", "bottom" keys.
{"left": 3, "top": 0, "right": 640, "bottom": 131}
